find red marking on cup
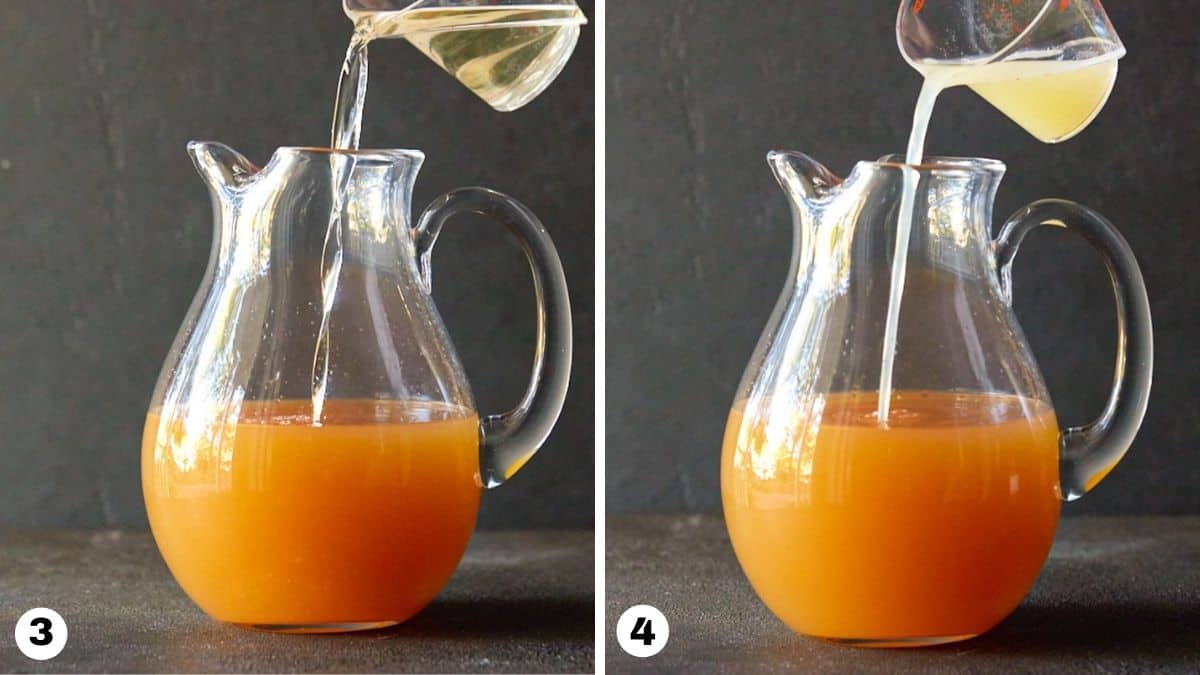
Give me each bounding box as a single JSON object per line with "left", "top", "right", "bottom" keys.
{"left": 913, "top": 0, "right": 926, "bottom": 13}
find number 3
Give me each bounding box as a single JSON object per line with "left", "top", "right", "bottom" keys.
{"left": 29, "top": 617, "right": 53, "bottom": 646}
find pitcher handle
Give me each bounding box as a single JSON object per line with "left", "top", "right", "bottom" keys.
{"left": 415, "top": 187, "right": 573, "bottom": 488}
{"left": 995, "top": 199, "right": 1152, "bottom": 501}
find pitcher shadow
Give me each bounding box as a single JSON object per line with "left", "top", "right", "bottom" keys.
{"left": 932, "top": 600, "right": 1200, "bottom": 661}
{"left": 373, "top": 595, "right": 594, "bottom": 643}
{"left": 751, "top": 601, "right": 1200, "bottom": 669}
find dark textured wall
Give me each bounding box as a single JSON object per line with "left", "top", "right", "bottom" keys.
{"left": 607, "top": 1, "right": 1199, "bottom": 515}
{"left": 0, "top": 0, "right": 594, "bottom": 530}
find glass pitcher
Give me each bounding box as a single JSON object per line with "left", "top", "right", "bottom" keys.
{"left": 722, "top": 152, "right": 1151, "bottom": 646}
{"left": 142, "top": 142, "right": 571, "bottom": 632}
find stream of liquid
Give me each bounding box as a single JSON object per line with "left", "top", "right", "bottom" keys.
{"left": 875, "top": 49, "right": 1119, "bottom": 422}
{"left": 331, "top": 33, "right": 371, "bottom": 151}
{"left": 320, "top": 5, "right": 584, "bottom": 416}
{"left": 309, "top": 34, "right": 371, "bottom": 420}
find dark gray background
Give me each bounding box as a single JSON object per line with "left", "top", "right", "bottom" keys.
{"left": 608, "top": 1, "right": 1198, "bottom": 515}
{"left": 0, "top": 0, "right": 593, "bottom": 530}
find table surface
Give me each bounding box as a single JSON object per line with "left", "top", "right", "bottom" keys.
{"left": 607, "top": 515, "right": 1200, "bottom": 674}
{"left": 0, "top": 529, "right": 594, "bottom": 674}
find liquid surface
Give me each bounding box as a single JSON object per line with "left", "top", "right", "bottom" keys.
{"left": 877, "top": 49, "right": 1120, "bottom": 421}
{"left": 722, "top": 391, "right": 1061, "bottom": 640}
{"left": 143, "top": 399, "right": 481, "bottom": 626}
{"left": 921, "top": 57, "right": 1120, "bottom": 143}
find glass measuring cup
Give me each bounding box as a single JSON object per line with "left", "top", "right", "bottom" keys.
{"left": 342, "top": 0, "right": 587, "bottom": 111}
{"left": 897, "top": 0, "right": 1126, "bottom": 142}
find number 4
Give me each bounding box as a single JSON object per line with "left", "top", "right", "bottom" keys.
{"left": 631, "top": 616, "right": 656, "bottom": 646}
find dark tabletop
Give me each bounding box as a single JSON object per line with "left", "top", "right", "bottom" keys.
{"left": 0, "top": 529, "right": 594, "bottom": 674}
{"left": 607, "top": 515, "right": 1200, "bottom": 674}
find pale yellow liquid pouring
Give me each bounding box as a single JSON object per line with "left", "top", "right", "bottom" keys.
{"left": 876, "top": 48, "right": 1119, "bottom": 422}
{"left": 319, "top": 4, "right": 583, "bottom": 420}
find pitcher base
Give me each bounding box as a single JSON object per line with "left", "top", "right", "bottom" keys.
{"left": 817, "top": 633, "right": 978, "bottom": 648}
{"left": 238, "top": 621, "right": 400, "bottom": 634}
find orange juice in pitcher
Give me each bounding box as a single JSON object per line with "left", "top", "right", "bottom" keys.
{"left": 143, "top": 400, "right": 480, "bottom": 629}
{"left": 723, "top": 391, "right": 1061, "bottom": 642}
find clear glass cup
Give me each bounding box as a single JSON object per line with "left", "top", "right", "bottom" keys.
{"left": 342, "top": 0, "right": 588, "bottom": 111}
{"left": 897, "top": 0, "right": 1126, "bottom": 142}
{"left": 897, "top": 0, "right": 1124, "bottom": 65}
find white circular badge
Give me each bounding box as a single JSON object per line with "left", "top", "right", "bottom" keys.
{"left": 616, "top": 604, "right": 669, "bottom": 658}
{"left": 14, "top": 608, "right": 67, "bottom": 661}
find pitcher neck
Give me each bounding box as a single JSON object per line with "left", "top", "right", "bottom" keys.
{"left": 860, "top": 155, "right": 1005, "bottom": 275}
{"left": 773, "top": 154, "right": 1008, "bottom": 286}
{"left": 203, "top": 147, "right": 426, "bottom": 274}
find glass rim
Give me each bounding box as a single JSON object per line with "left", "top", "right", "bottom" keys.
{"left": 865, "top": 154, "right": 1006, "bottom": 176}
{"left": 896, "top": 0, "right": 1124, "bottom": 68}
{"left": 274, "top": 146, "right": 426, "bottom": 164}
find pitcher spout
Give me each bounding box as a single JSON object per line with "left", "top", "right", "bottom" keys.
{"left": 767, "top": 151, "right": 843, "bottom": 209}
{"left": 187, "top": 141, "right": 261, "bottom": 193}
